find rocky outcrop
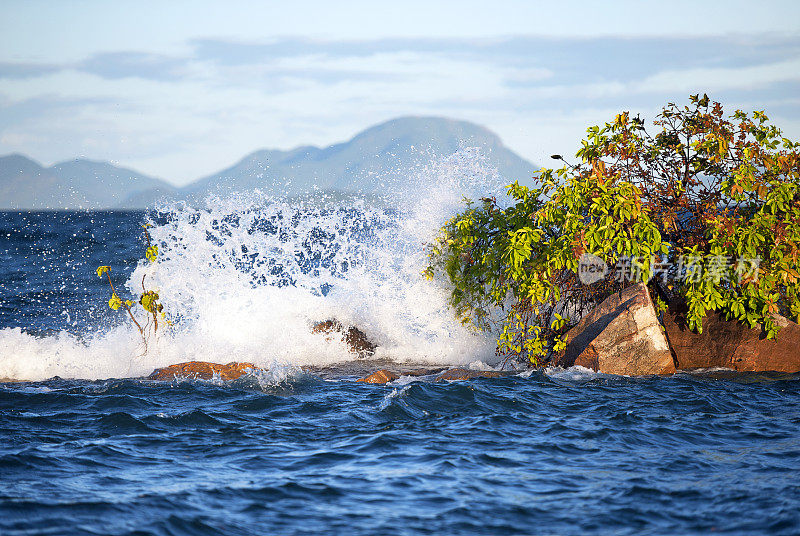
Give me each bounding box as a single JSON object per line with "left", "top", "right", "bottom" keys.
{"left": 147, "top": 289, "right": 800, "bottom": 384}
{"left": 664, "top": 304, "right": 800, "bottom": 373}
{"left": 312, "top": 320, "right": 377, "bottom": 357}
{"left": 147, "top": 361, "right": 262, "bottom": 381}
{"left": 555, "top": 283, "right": 676, "bottom": 375}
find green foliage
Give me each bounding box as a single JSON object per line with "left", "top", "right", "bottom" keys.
{"left": 145, "top": 245, "right": 158, "bottom": 263}
{"left": 427, "top": 95, "right": 800, "bottom": 364}
{"left": 97, "top": 225, "right": 170, "bottom": 349}
{"left": 139, "top": 290, "right": 162, "bottom": 315}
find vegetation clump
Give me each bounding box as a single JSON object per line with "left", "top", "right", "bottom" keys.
{"left": 426, "top": 95, "right": 800, "bottom": 365}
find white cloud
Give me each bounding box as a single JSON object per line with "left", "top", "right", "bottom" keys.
{"left": 635, "top": 58, "right": 800, "bottom": 93}
{"left": 1, "top": 30, "right": 799, "bottom": 185}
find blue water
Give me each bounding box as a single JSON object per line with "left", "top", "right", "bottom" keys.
{"left": 2, "top": 211, "right": 800, "bottom": 535}
{"left": 0, "top": 210, "right": 148, "bottom": 336}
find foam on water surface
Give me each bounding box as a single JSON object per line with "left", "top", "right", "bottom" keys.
{"left": 0, "top": 149, "right": 508, "bottom": 381}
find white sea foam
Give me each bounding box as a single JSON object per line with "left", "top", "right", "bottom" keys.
{"left": 0, "top": 149, "right": 508, "bottom": 381}
{"left": 544, "top": 365, "right": 605, "bottom": 381}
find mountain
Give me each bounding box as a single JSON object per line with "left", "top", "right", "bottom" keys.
{"left": 0, "top": 154, "right": 175, "bottom": 210}
{"left": 185, "top": 117, "right": 537, "bottom": 199}
{"left": 0, "top": 117, "right": 537, "bottom": 209}
{"left": 50, "top": 159, "right": 177, "bottom": 209}
{"left": 0, "top": 154, "right": 65, "bottom": 209}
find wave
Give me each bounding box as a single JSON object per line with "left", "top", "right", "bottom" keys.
{"left": 0, "top": 149, "right": 508, "bottom": 381}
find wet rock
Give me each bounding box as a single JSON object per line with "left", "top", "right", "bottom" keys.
{"left": 356, "top": 367, "right": 512, "bottom": 383}
{"left": 556, "top": 283, "right": 676, "bottom": 375}
{"left": 434, "top": 368, "right": 512, "bottom": 381}
{"left": 356, "top": 369, "right": 399, "bottom": 384}
{"left": 312, "top": 319, "right": 377, "bottom": 357}
{"left": 147, "top": 361, "right": 261, "bottom": 381}
{"left": 406, "top": 368, "right": 448, "bottom": 377}
{"left": 664, "top": 304, "right": 800, "bottom": 373}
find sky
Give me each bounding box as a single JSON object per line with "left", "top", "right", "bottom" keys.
{"left": 1, "top": 0, "right": 799, "bottom": 186}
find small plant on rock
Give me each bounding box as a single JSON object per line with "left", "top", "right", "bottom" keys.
{"left": 97, "top": 225, "right": 169, "bottom": 350}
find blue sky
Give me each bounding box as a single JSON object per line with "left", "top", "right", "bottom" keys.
{"left": 1, "top": 0, "right": 799, "bottom": 185}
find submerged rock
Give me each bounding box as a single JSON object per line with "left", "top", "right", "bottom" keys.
{"left": 147, "top": 361, "right": 262, "bottom": 381}
{"left": 312, "top": 319, "right": 377, "bottom": 357}
{"left": 556, "top": 283, "right": 676, "bottom": 376}
{"left": 664, "top": 305, "right": 800, "bottom": 373}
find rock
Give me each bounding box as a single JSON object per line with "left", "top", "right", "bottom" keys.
{"left": 355, "top": 367, "right": 509, "bottom": 384}
{"left": 663, "top": 303, "right": 800, "bottom": 373}
{"left": 356, "top": 369, "right": 399, "bottom": 384}
{"left": 147, "top": 361, "right": 261, "bottom": 381}
{"left": 556, "top": 283, "right": 676, "bottom": 375}
{"left": 312, "top": 319, "right": 377, "bottom": 357}
{"left": 407, "top": 368, "right": 448, "bottom": 377}
{"left": 434, "top": 368, "right": 512, "bottom": 381}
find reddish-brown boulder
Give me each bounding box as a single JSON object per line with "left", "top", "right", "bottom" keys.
{"left": 356, "top": 369, "right": 399, "bottom": 384}
{"left": 312, "top": 320, "right": 377, "bottom": 357}
{"left": 147, "top": 361, "right": 262, "bottom": 381}
{"left": 556, "top": 283, "right": 676, "bottom": 375}
{"left": 664, "top": 304, "right": 800, "bottom": 373}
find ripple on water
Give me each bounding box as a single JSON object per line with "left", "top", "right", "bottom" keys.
{"left": 0, "top": 373, "right": 799, "bottom": 535}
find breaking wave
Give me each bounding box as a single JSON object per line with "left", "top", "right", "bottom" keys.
{"left": 0, "top": 149, "right": 509, "bottom": 380}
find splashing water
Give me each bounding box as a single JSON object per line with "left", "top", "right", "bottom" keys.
{"left": 0, "top": 149, "right": 509, "bottom": 381}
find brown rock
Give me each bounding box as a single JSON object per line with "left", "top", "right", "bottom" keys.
{"left": 147, "top": 361, "right": 261, "bottom": 381}
{"left": 664, "top": 303, "right": 800, "bottom": 373}
{"left": 312, "top": 319, "right": 377, "bottom": 357}
{"left": 356, "top": 367, "right": 512, "bottom": 383}
{"left": 434, "top": 368, "right": 511, "bottom": 381}
{"left": 556, "top": 283, "right": 676, "bottom": 375}
{"left": 356, "top": 369, "right": 399, "bottom": 384}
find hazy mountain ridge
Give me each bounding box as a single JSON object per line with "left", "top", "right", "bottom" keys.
{"left": 0, "top": 117, "right": 538, "bottom": 209}
{"left": 0, "top": 154, "right": 176, "bottom": 210}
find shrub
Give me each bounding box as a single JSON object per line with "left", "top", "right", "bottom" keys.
{"left": 426, "top": 95, "right": 800, "bottom": 365}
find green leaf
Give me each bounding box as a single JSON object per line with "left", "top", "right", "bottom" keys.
{"left": 146, "top": 245, "right": 158, "bottom": 263}
{"left": 108, "top": 294, "right": 123, "bottom": 310}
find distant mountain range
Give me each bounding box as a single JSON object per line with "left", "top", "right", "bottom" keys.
{"left": 0, "top": 117, "right": 537, "bottom": 210}
{"left": 0, "top": 154, "right": 176, "bottom": 210}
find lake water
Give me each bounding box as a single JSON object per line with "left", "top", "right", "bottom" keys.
{"left": 1, "top": 199, "right": 799, "bottom": 535}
